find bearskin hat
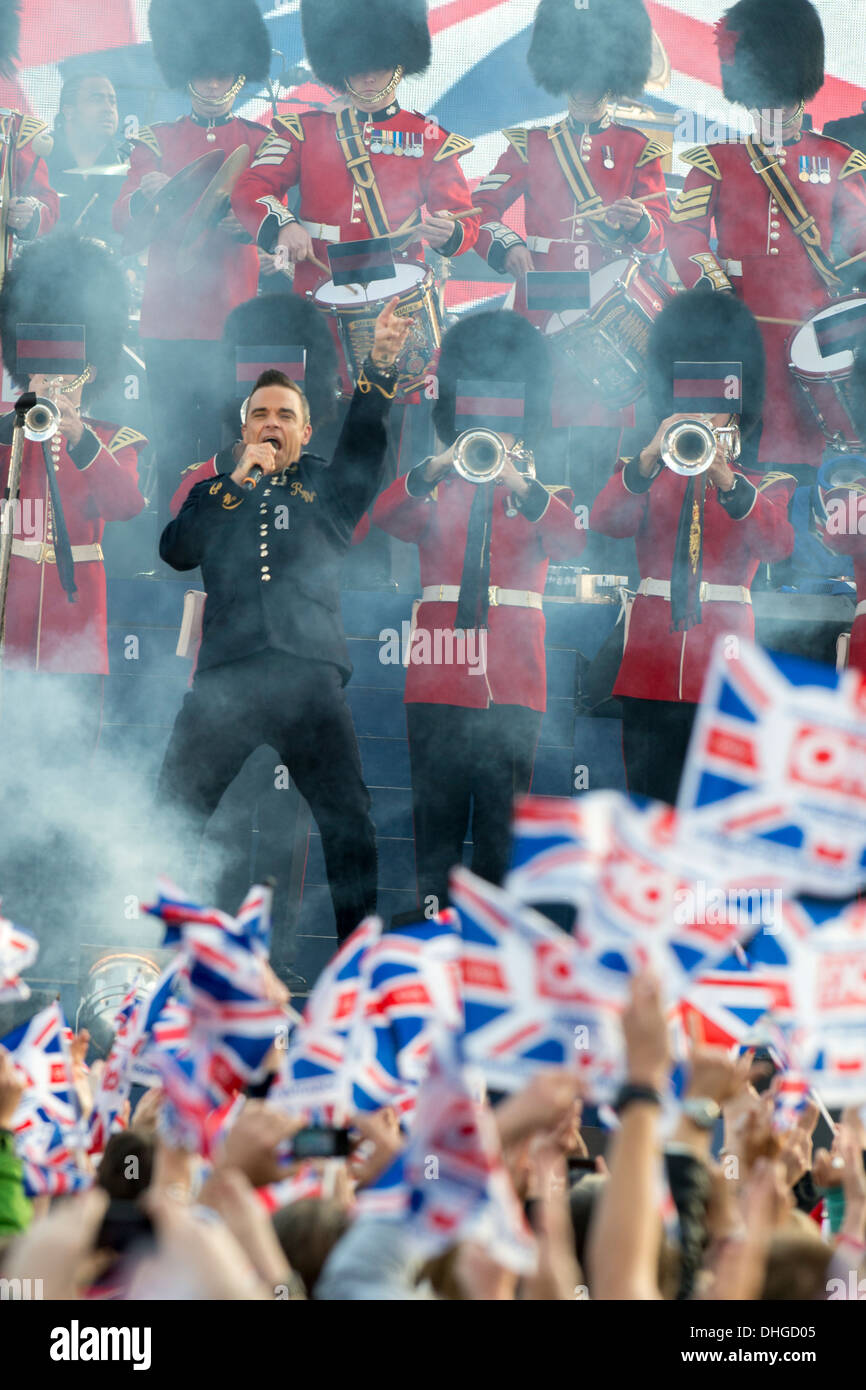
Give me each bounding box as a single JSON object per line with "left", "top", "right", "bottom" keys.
{"left": 301, "top": 0, "right": 431, "bottom": 91}
{"left": 149, "top": 0, "right": 271, "bottom": 91}
{"left": 221, "top": 293, "right": 339, "bottom": 432}
{"left": 432, "top": 309, "right": 552, "bottom": 448}
{"left": 716, "top": 0, "right": 824, "bottom": 109}
{"left": 528, "top": 0, "right": 653, "bottom": 100}
{"left": 646, "top": 288, "right": 766, "bottom": 438}
{"left": 0, "top": 231, "right": 130, "bottom": 402}
{"left": 0, "top": 1, "right": 20, "bottom": 80}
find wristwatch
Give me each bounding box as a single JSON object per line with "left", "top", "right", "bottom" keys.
{"left": 682, "top": 1097, "right": 721, "bottom": 1131}
{"left": 614, "top": 1082, "right": 662, "bottom": 1114}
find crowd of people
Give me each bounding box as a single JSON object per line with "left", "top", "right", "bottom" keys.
{"left": 0, "top": 0, "right": 866, "bottom": 1311}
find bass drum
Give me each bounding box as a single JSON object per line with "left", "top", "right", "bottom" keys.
{"left": 788, "top": 295, "right": 866, "bottom": 452}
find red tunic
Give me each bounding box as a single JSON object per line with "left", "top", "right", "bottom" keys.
{"left": 231, "top": 105, "right": 479, "bottom": 304}
{"left": 0, "top": 421, "right": 146, "bottom": 672}
{"left": 113, "top": 115, "right": 270, "bottom": 340}
{"left": 474, "top": 118, "right": 670, "bottom": 428}
{"left": 590, "top": 462, "right": 795, "bottom": 703}
{"left": 666, "top": 134, "right": 866, "bottom": 468}
{"left": 372, "top": 472, "right": 585, "bottom": 710}
{"left": 816, "top": 485, "right": 866, "bottom": 671}
{"left": 8, "top": 114, "right": 59, "bottom": 236}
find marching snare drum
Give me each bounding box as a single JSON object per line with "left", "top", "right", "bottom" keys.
{"left": 788, "top": 296, "right": 866, "bottom": 452}
{"left": 543, "top": 257, "right": 675, "bottom": 410}
{"left": 313, "top": 260, "right": 443, "bottom": 399}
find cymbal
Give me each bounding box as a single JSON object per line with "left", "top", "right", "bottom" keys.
{"left": 61, "top": 162, "right": 130, "bottom": 177}
{"left": 120, "top": 149, "right": 225, "bottom": 254}
{"left": 176, "top": 144, "right": 250, "bottom": 272}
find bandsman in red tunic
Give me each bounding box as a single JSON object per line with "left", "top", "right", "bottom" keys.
{"left": 0, "top": 233, "right": 145, "bottom": 749}
{"left": 0, "top": 4, "right": 59, "bottom": 274}
{"left": 373, "top": 311, "right": 586, "bottom": 913}
{"left": 473, "top": 0, "right": 670, "bottom": 510}
{"left": 231, "top": 0, "right": 479, "bottom": 389}
{"left": 590, "top": 290, "right": 795, "bottom": 804}
{"left": 113, "top": 0, "right": 272, "bottom": 521}
{"left": 666, "top": 0, "right": 866, "bottom": 473}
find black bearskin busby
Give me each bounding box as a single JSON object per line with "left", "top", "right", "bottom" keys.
{"left": 432, "top": 309, "right": 552, "bottom": 448}
{"left": 646, "top": 288, "right": 766, "bottom": 440}
{"left": 221, "top": 293, "right": 339, "bottom": 432}
{"left": 301, "top": 0, "right": 431, "bottom": 91}
{"left": 0, "top": 1, "right": 20, "bottom": 79}
{"left": 0, "top": 230, "right": 130, "bottom": 402}
{"left": 527, "top": 0, "right": 653, "bottom": 100}
{"left": 716, "top": 0, "right": 824, "bottom": 109}
{"left": 149, "top": 0, "right": 271, "bottom": 90}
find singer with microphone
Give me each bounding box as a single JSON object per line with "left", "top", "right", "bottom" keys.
{"left": 156, "top": 298, "right": 411, "bottom": 945}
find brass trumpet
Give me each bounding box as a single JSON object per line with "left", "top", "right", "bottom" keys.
{"left": 660, "top": 417, "right": 740, "bottom": 477}
{"left": 452, "top": 427, "right": 535, "bottom": 484}
{"left": 22, "top": 395, "right": 61, "bottom": 442}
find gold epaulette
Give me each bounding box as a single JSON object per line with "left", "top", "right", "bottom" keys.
{"left": 275, "top": 113, "right": 305, "bottom": 143}
{"left": 180, "top": 458, "right": 210, "bottom": 476}
{"left": 544, "top": 483, "right": 571, "bottom": 495}
{"left": 16, "top": 116, "right": 50, "bottom": 151}
{"left": 756, "top": 470, "right": 797, "bottom": 492}
{"left": 636, "top": 136, "right": 668, "bottom": 168}
{"left": 433, "top": 131, "right": 474, "bottom": 162}
{"left": 130, "top": 125, "right": 162, "bottom": 159}
{"left": 680, "top": 145, "right": 722, "bottom": 180}
{"left": 502, "top": 127, "right": 529, "bottom": 164}
{"left": 107, "top": 426, "right": 148, "bottom": 455}
{"left": 839, "top": 148, "right": 866, "bottom": 181}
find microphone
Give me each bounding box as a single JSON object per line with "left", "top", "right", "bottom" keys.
{"left": 242, "top": 464, "right": 264, "bottom": 489}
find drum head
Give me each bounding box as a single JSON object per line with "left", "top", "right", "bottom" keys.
{"left": 313, "top": 259, "right": 425, "bottom": 307}
{"left": 790, "top": 297, "right": 866, "bottom": 376}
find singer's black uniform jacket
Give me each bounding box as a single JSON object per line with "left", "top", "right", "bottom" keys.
{"left": 159, "top": 375, "right": 392, "bottom": 678}
{"left": 157, "top": 368, "right": 394, "bottom": 944}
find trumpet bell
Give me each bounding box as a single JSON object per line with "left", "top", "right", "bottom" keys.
{"left": 452, "top": 427, "right": 507, "bottom": 483}
{"left": 23, "top": 396, "right": 60, "bottom": 443}
{"left": 661, "top": 418, "right": 717, "bottom": 477}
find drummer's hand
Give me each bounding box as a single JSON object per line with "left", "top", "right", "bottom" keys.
{"left": 56, "top": 394, "right": 84, "bottom": 447}
{"left": 231, "top": 441, "right": 278, "bottom": 488}
{"left": 422, "top": 210, "right": 458, "bottom": 249}
{"left": 219, "top": 210, "right": 248, "bottom": 240}
{"left": 605, "top": 197, "right": 645, "bottom": 232}
{"left": 7, "top": 197, "right": 38, "bottom": 232}
{"left": 139, "top": 171, "right": 170, "bottom": 202}
{"left": 504, "top": 244, "right": 535, "bottom": 277}
{"left": 372, "top": 296, "right": 412, "bottom": 365}
{"left": 422, "top": 443, "right": 457, "bottom": 483}
{"left": 257, "top": 249, "right": 281, "bottom": 276}
{"left": 276, "top": 222, "right": 314, "bottom": 265}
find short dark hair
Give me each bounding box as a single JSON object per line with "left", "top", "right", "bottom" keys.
{"left": 96, "top": 1132, "right": 154, "bottom": 1199}
{"left": 55, "top": 71, "right": 115, "bottom": 127}
{"left": 247, "top": 369, "right": 310, "bottom": 426}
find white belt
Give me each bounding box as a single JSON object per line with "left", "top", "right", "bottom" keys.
{"left": 300, "top": 219, "right": 341, "bottom": 243}
{"left": 855, "top": 599, "right": 866, "bottom": 619}
{"left": 526, "top": 235, "right": 555, "bottom": 253}
{"left": 421, "top": 584, "right": 543, "bottom": 610}
{"left": 723, "top": 259, "right": 743, "bottom": 277}
{"left": 11, "top": 541, "right": 103, "bottom": 564}
{"left": 637, "top": 577, "right": 751, "bottom": 605}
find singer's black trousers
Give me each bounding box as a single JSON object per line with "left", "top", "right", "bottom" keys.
{"left": 156, "top": 649, "right": 377, "bottom": 942}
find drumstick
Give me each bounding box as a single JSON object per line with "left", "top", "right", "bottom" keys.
{"left": 560, "top": 191, "right": 669, "bottom": 223}
{"left": 386, "top": 206, "right": 482, "bottom": 240}
{"left": 755, "top": 314, "right": 803, "bottom": 326}
{"left": 835, "top": 248, "right": 866, "bottom": 272}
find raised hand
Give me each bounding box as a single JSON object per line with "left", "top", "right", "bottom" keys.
{"left": 371, "top": 296, "right": 412, "bottom": 366}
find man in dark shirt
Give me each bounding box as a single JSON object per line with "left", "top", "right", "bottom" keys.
{"left": 157, "top": 298, "right": 410, "bottom": 942}
{"left": 47, "top": 72, "right": 124, "bottom": 245}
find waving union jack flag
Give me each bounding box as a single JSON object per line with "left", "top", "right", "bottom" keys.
{"left": 0, "top": 910, "right": 38, "bottom": 1002}
{"left": 1, "top": 1001, "right": 89, "bottom": 1195}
